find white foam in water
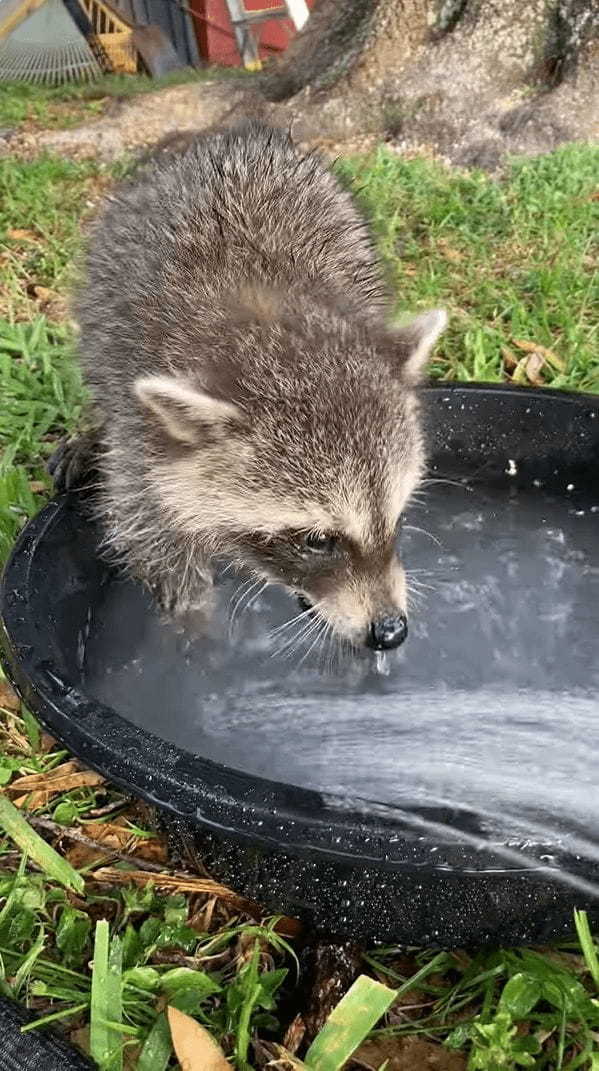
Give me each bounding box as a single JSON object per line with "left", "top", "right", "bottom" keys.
{"left": 83, "top": 482, "right": 599, "bottom": 844}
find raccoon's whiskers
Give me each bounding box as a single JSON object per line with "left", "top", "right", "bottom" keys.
{"left": 403, "top": 524, "right": 442, "bottom": 547}
{"left": 296, "top": 617, "right": 328, "bottom": 668}
{"left": 268, "top": 601, "right": 324, "bottom": 639}
{"left": 228, "top": 576, "right": 264, "bottom": 637}
{"left": 273, "top": 612, "right": 324, "bottom": 661}
{"left": 421, "top": 477, "right": 470, "bottom": 491}
{"left": 280, "top": 616, "right": 323, "bottom": 659}
{"left": 319, "top": 622, "right": 337, "bottom": 676}
{"left": 406, "top": 569, "right": 438, "bottom": 610}
{"left": 243, "top": 580, "right": 268, "bottom": 614}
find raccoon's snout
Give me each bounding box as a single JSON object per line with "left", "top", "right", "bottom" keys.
{"left": 366, "top": 613, "right": 408, "bottom": 651}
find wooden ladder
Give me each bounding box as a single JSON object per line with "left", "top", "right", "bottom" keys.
{"left": 224, "top": 0, "right": 309, "bottom": 70}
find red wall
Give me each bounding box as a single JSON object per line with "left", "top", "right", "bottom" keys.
{"left": 192, "top": 0, "right": 314, "bottom": 68}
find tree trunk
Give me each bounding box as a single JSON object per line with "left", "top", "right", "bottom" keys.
{"left": 260, "top": 0, "right": 599, "bottom": 168}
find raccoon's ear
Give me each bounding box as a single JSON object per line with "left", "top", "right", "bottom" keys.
{"left": 134, "top": 376, "right": 243, "bottom": 445}
{"left": 393, "top": 309, "right": 447, "bottom": 385}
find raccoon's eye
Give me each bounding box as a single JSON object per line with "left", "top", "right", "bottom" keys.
{"left": 302, "top": 532, "right": 338, "bottom": 555}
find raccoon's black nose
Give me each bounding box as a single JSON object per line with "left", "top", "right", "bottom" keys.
{"left": 297, "top": 594, "right": 313, "bottom": 613}
{"left": 367, "top": 613, "right": 408, "bottom": 650}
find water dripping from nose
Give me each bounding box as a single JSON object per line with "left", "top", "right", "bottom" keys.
{"left": 374, "top": 650, "right": 391, "bottom": 676}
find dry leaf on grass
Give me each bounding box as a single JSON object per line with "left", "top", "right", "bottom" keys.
{"left": 7, "top": 228, "right": 38, "bottom": 241}
{"left": 167, "top": 1005, "right": 233, "bottom": 1070}
{"left": 283, "top": 1013, "right": 306, "bottom": 1054}
{"left": 91, "top": 866, "right": 258, "bottom": 914}
{"left": 65, "top": 819, "right": 168, "bottom": 869}
{"left": 30, "top": 284, "right": 58, "bottom": 302}
{"left": 524, "top": 352, "right": 546, "bottom": 386}
{"left": 27, "top": 283, "right": 68, "bottom": 320}
{"left": 353, "top": 1035, "right": 467, "bottom": 1070}
{"left": 0, "top": 680, "right": 20, "bottom": 712}
{"left": 501, "top": 345, "right": 518, "bottom": 372}
{"left": 513, "top": 338, "right": 566, "bottom": 372}
{"left": 7, "top": 760, "right": 105, "bottom": 808}
{"left": 436, "top": 238, "right": 464, "bottom": 263}
{"left": 511, "top": 352, "right": 546, "bottom": 387}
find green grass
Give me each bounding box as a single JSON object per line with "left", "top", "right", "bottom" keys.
{"left": 0, "top": 140, "right": 598, "bottom": 1067}
{"left": 337, "top": 144, "right": 599, "bottom": 391}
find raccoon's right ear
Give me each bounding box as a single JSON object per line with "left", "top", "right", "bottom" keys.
{"left": 134, "top": 376, "right": 243, "bottom": 445}
{"left": 393, "top": 309, "right": 447, "bottom": 385}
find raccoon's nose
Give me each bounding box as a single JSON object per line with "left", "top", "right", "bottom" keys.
{"left": 296, "top": 594, "right": 313, "bottom": 613}
{"left": 367, "top": 613, "right": 408, "bottom": 650}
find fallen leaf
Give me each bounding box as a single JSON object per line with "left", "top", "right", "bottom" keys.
{"left": 524, "top": 351, "right": 546, "bottom": 386}
{"left": 66, "top": 819, "right": 168, "bottom": 868}
{"left": 0, "top": 680, "right": 20, "bottom": 712}
{"left": 283, "top": 1013, "right": 306, "bottom": 1054}
{"left": 500, "top": 345, "right": 518, "bottom": 372}
{"left": 91, "top": 866, "right": 258, "bottom": 915}
{"left": 8, "top": 761, "right": 105, "bottom": 808}
{"left": 40, "top": 732, "right": 57, "bottom": 753}
{"left": 8, "top": 760, "right": 79, "bottom": 789}
{"left": 513, "top": 338, "right": 565, "bottom": 372}
{"left": 588, "top": 190, "right": 599, "bottom": 201}
{"left": 354, "top": 1035, "right": 467, "bottom": 1070}
{"left": 167, "top": 1005, "right": 233, "bottom": 1070}
{"left": 255, "top": 1041, "right": 305, "bottom": 1068}
{"left": 7, "top": 228, "right": 38, "bottom": 241}
{"left": 29, "top": 480, "right": 47, "bottom": 494}
{"left": 274, "top": 915, "right": 303, "bottom": 939}
{"left": 437, "top": 238, "right": 464, "bottom": 263}
{"left": 31, "top": 284, "right": 59, "bottom": 303}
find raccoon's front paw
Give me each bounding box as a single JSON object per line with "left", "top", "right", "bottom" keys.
{"left": 47, "top": 434, "right": 97, "bottom": 492}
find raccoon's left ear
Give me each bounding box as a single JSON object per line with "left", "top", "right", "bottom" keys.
{"left": 393, "top": 309, "right": 447, "bottom": 385}
{"left": 134, "top": 375, "right": 243, "bottom": 445}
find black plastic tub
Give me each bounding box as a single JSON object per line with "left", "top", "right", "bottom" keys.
{"left": 2, "top": 382, "right": 599, "bottom": 947}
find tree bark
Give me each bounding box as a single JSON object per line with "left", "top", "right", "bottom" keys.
{"left": 259, "top": 0, "right": 599, "bottom": 168}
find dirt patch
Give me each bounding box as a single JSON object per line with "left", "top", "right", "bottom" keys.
{"left": 353, "top": 1036, "right": 467, "bottom": 1070}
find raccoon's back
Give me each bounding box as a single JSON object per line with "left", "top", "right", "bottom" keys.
{"left": 75, "top": 121, "right": 385, "bottom": 396}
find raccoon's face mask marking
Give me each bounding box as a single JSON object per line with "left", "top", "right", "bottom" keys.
{"left": 237, "top": 523, "right": 410, "bottom": 649}
{"left": 135, "top": 307, "right": 447, "bottom": 649}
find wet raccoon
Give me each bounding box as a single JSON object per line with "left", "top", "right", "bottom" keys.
{"left": 53, "top": 121, "right": 446, "bottom": 651}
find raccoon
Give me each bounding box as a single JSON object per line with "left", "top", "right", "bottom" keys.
{"left": 53, "top": 121, "right": 446, "bottom": 651}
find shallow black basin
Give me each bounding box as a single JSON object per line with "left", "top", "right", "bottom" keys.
{"left": 2, "top": 383, "right": 599, "bottom": 947}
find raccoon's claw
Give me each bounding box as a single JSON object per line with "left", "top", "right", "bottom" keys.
{"left": 48, "top": 434, "right": 97, "bottom": 492}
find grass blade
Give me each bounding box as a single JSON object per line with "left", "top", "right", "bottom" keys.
{"left": 14, "top": 924, "right": 45, "bottom": 996}
{"left": 20, "top": 1002, "right": 89, "bottom": 1032}
{"left": 0, "top": 795, "right": 84, "bottom": 893}
{"left": 137, "top": 1013, "right": 173, "bottom": 1071}
{"left": 304, "top": 975, "right": 397, "bottom": 1071}
{"left": 90, "top": 921, "right": 123, "bottom": 1071}
{"left": 574, "top": 909, "right": 599, "bottom": 989}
